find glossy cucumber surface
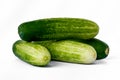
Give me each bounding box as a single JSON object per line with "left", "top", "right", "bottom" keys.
{"left": 13, "top": 40, "right": 51, "bottom": 66}
{"left": 34, "top": 40, "right": 97, "bottom": 64}
{"left": 18, "top": 18, "right": 99, "bottom": 41}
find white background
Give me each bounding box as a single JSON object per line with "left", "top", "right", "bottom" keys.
{"left": 0, "top": 0, "right": 120, "bottom": 80}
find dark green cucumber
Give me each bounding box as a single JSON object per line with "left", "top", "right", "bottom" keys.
{"left": 33, "top": 38, "right": 109, "bottom": 60}
{"left": 12, "top": 40, "right": 51, "bottom": 66}
{"left": 18, "top": 18, "right": 99, "bottom": 41}
{"left": 34, "top": 40, "right": 97, "bottom": 64}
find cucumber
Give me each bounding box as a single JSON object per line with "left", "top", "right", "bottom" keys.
{"left": 33, "top": 38, "right": 109, "bottom": 60}
{"left": 12, "top": 40, "right": 51, "bottom": 66}
{"left": 18, "top": 18, "right": 99, "bottom": 41}
{"left": 34, "top": 40, "right": 97, "bottom": 64}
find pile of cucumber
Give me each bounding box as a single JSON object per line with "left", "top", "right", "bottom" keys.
{"left": 12, "top": 18, "right": 109, "bottom": 66}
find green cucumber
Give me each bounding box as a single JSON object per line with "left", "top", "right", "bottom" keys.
{"left": 33, "top": 38, "right": 109, "bottom": 60}
{"left": 34, "top": 40, "right": 97, "bottom": 64}
{"left": 12, "top": 40, "right": 51, "bottom": 66}
{"left": 18, "top": 18, "right": 99, "bottom": 41}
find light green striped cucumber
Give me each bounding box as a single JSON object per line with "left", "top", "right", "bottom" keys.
{"left": 12, "top": 40, "right": 51, "bottom": 66}
{"left": 18, "top": 18, "right": 99, "bottom": 41}
{"left": 34, "top": 40, "right": 97, "bottom": 64}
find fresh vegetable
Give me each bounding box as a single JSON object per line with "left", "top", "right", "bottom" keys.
{"left": 12, "top": 17, "right": 109, "bottom": 66}
{"left": 34, "top": 40, "right": 97, "bottom": 64}
{"left": 12, "top": 40, "right": 51, "bottom": 66}
{"left": 18, "top": 18, "right": 99, "bottom": 41}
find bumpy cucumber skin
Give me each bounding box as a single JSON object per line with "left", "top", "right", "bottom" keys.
{"left": 34, "top": 40, "right": 97, "bottom": 64}
{"left": 12, "top": 40, "right": 51, "bottom": 66}
{"left": 18, "top": 18, "right": 99, "bottom": 41}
